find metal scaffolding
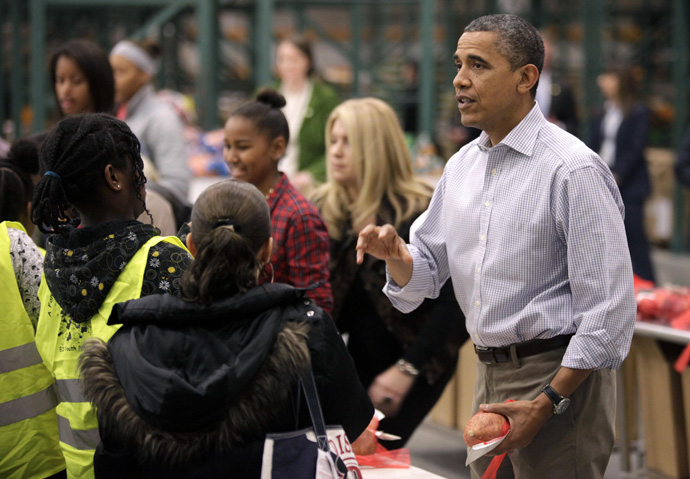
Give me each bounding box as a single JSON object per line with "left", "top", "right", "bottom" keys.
{"left": 0, "top": 0, "right": 688, "bottom": 249}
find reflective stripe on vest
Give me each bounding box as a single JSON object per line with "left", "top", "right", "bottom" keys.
{"left": 0, "top": 382, "right": 59, "bottom": 427}
{"left": 0, "top": 221, "right": 65, "bottom": 479}
{"left": 0, "top": 341, "right": 44, "bottom": 374}
{"left": 56, "top": 378, "right": 88, "bottom": 403}
{"left": 56, "top": 414, "right": 101, "bottom": 451}
{"left": 36, "top": 234, "right": 188, "bottom": 479}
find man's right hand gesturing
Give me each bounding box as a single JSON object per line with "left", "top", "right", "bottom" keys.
{"left": 356, "top": 224, "right": 414, "bottom": 287}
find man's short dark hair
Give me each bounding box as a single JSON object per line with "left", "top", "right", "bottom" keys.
{"left": 464, "top": 14, "right": 544, "bottom": 96}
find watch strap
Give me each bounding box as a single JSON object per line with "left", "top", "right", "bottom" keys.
{"left": 542, "top": 384, "right": 563, "bottom": 406}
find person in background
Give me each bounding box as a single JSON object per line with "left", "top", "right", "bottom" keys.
{"left": 535, "top": 31, "right": 579, "bottom": 135}
{"left": 48, "top": 40, "right": 177, "bottom": 235}
{"left": 31, "top": 113, "right": 192, "bottom": 479}
{"left": 676, "top": 125, "right": 690, "bottom": 249}
{"left": 586, "top": 68, "right": 655, "bottom": 282}
{"left": 78, "top": 179, "right": 373, "bottom": 478}
{"left": 110, "top": 39, "right": 190, "bottom": 202}
{"left": 357, "top": 14, "right": 635, "bottom": 478}
{"left": 223, "top": 88, "right": 333, "bottom": 314}
{"left": 311, "top": 98, "right": 467, "bottom": 448}
{"left": 274, "top": 34, "right": 340, "bottom": 193}
{"left": 0, "top": 162, "right": 66, "bottom": 479}
{"left": 3, "top": 139, "right": 41, "bottom": 236}
{"left": 401, "top": 60, "right": 419, "bottom": 135}
{"left": 50, "top": 39, "right": 115, "bottom": 118}
{"left": 675, "top": 125, "right": 690, "bottom": 188}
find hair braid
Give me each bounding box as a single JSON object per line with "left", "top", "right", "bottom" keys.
{"left": 31, "top": 113, "right": 148, "bottom": 235}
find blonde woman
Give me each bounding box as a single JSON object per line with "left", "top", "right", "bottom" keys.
{"left": 311, "top": 98, "right": 467, "bottom": 448}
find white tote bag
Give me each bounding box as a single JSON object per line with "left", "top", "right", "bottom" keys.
{"left": 260, "top": 368, "right": 363, "bottom": 479}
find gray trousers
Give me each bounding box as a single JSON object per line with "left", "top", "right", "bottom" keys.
{"left": 469, "top": 345, "right": 616, "bottom": 479}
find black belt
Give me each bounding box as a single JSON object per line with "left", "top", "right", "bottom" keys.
{"left": 474, "top": 334, "right": 573, "bottom": 365}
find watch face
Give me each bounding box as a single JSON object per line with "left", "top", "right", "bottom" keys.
{"left": 555, "top": 397, "right": 571, "bottom": 415}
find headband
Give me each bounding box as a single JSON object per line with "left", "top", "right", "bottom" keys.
{"left": 111, "top": 40, "right": 158, "bottom": 75}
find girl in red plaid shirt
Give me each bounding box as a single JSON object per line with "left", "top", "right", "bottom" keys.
{"left": 223, "top": 89, "right": 333, "bottom": 313}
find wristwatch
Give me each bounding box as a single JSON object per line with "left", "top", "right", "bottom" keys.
{"left": 541, "top": 384, "right": 570, "bottom": 415}
{"left": 396, "top": 359, "right": 419, "bottom": 377}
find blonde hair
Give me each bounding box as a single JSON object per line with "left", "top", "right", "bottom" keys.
{"left": 312, "top": 98, "right": 432, "bottom": 240}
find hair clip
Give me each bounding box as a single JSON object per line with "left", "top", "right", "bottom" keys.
{"left": 211, "top": 218, "right": 241, "bottom": 233}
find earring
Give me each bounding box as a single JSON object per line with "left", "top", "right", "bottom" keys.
{"left": 267, "top": 262, "right": 275, "bottom": 283}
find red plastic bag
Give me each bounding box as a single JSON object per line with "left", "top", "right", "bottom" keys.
{"left": 356, "top": 443, "right": 411, "bottom": 468}
{"left": 354, "top": 416, "right": 411, "bottom": 468}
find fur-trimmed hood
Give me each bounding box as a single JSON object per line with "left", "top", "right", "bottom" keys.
{"left": 79, "top": 284, "right": 313, "bottom": 468}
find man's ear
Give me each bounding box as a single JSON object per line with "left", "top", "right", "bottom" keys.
{"left": 517, "top": 64, "right": 540, "bottom": 95}
{"left": 103, "top": 164, "right": 123, "bottom": 192}
{"left": 186, "top": 232, "right": 197, "bottom": 257}
{"left": 270, "top": 137, "right": 287, "bottom": 162}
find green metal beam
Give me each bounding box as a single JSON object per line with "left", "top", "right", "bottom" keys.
{"left": 581, "top": 1, "right": 603, "bottom": 141}
{"left": 43, "top": 0, "right": 176, "bottom": 5}
{"left": 130, "top": 0, "right": 192, "bottom": 42}
{"left": 0, "top": 0, "right": 5, "bottom": 130}
{"left": 351, "top": 0, "right": 362, "bottom": 96}
{"left": 11, "top": 1, "right": 23, "bottom": 137}
{"left": 418, "top": 0, "right": 435, "bottom": 137}
{"left": 671, "top": 0, "right": 688, "bottom": 252}
{"left": 294, "top": 13, "right": 353, "bottom": 62}
{"left": 197, "top": 0, "right": 219, "bottom": 130}
{"left": 275, "top": 0, "right": 417, "bottom": 5}
{"left": 255, "top": 0, "right": 274, "bottom": 88}
{"left": 30, "top": 0, "right": 47, "bottom": 133}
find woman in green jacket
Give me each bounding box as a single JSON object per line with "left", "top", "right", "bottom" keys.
{"left": 274, "top": 34, "right": 339, "bottom": 193}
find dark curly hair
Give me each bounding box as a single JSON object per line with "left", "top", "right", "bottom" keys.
{"left": 180, "top": 179, "right": 272, "bottom": 305}
{"left": 0, "top": 162, "right": 31, "bottom": 222}
{"left": 31, "top": 113, "right": 148, "bottom": 235}
{"left": 230, "top": 88, "right": 290, "bottom": 143}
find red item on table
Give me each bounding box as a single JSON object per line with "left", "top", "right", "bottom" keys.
{"left": 354, "top": 415, "right": 411, "bottom": 469}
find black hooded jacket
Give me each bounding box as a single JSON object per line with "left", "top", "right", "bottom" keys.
{"left": 79, "top": 283, "right": 373, "bottom": 479}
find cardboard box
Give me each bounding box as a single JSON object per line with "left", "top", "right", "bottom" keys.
{"left": 634, "top": 336, "right": 689, "bottom": 478}
{"left": 429, "top": 340, "right": 478, "bottom": 430}
{"left": 456, "top": 341, "right": 478, "bottom": 429}
{"left": 429, "top": 366, "right": 457, "bottom": 429}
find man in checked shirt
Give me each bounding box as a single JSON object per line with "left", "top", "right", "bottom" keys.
{"left": 356, "top": 14, "right": 636, "bottom": 479}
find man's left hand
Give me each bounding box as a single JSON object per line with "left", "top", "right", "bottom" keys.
{"left": 479, "top": 395, "right": 553, "bottom": 455}
{"left": 368, "top": 365, "right": 415, "bottom": 418}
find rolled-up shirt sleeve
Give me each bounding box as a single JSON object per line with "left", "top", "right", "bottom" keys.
{"left": 385, "top": 171, "right": 451, "bottom": 313}
{"left": 555, "top": 165, "right": 637, "bottom": 370}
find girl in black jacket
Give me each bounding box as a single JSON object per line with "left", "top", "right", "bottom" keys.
{"left": 78, "top": 179, "right": 373, "bottom": 478}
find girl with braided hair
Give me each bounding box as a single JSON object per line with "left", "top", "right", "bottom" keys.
{"left": 31, "top": 113, "right": 192, "bottom": 479}
{"left": 78, "top": 179, "right": 373, "bottom": 478}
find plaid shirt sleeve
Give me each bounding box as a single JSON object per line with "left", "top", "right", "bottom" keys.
{"left": 271, "top": 192, "right": 334, "bottom": 315}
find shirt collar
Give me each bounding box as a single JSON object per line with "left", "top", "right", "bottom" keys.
{"left": 475, "top": 102, "right": 545, "bottom": 156}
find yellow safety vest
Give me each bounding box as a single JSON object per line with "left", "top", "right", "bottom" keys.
{"left": 36, "top": 234, "right": 187, "bottom": 479}
{"left": 0, "top": 221, "right": 65, "bottom": 479}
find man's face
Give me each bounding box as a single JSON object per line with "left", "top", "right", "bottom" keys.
{"left": 452, "top": 31, "right": 526, "bottom": 144}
